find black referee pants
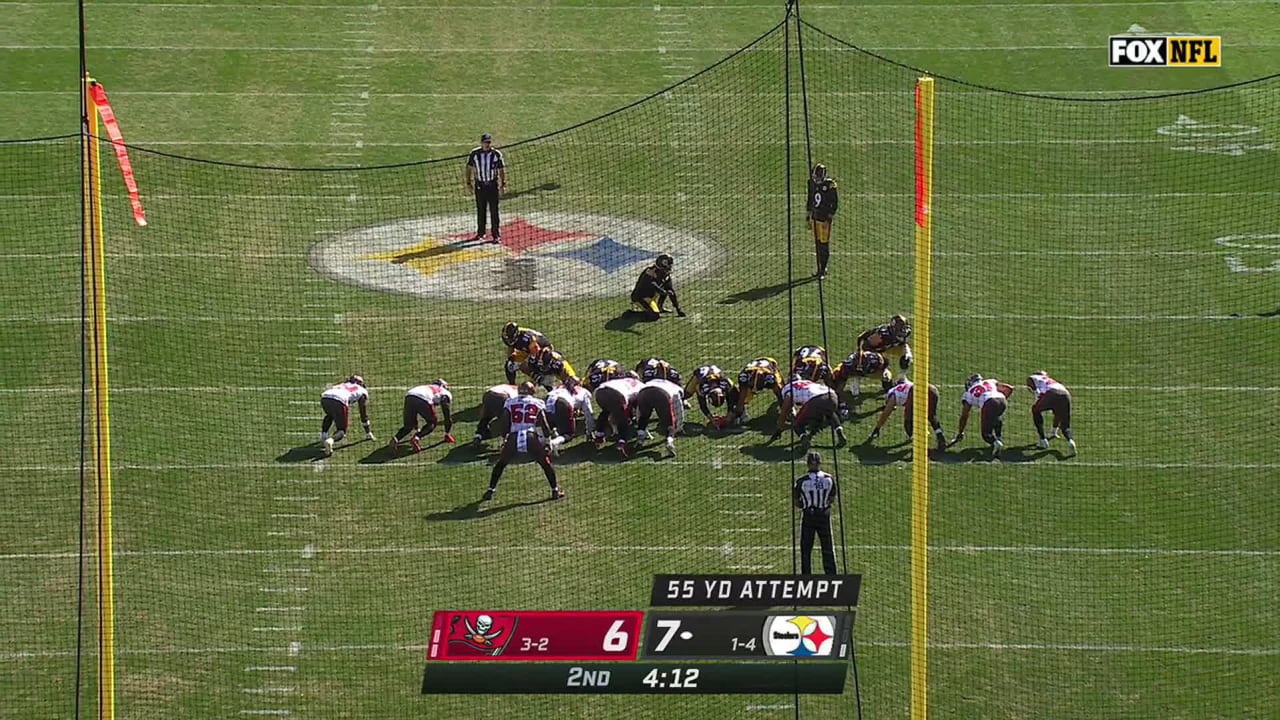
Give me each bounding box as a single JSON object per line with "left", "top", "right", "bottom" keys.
{"left": 474, "top": 181, "right": 501, "bottom": 239}
{"left": 800, "top": 510, "right": 837, "bottom": 575}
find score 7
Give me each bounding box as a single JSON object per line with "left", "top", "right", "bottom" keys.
{"left": 652, "top": 619, "right": 682, "bottom": 653}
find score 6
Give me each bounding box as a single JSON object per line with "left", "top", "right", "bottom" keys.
{"left": 603, "top": 620, "right": 630, "bottom": 653}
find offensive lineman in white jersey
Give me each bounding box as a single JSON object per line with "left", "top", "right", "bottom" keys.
{"left": 593, "top": 372, "right": 645, "bottom": 457}
{"left": 472, "top": 383, "right": 519, "bottom": 446}
{"left": 774, "top": 375, "right": 846, "bottom": 448}
{"left": 1026, "top": 371, "right": 1076, "bottom": 455}
{"left": 546, "top": 376, "right": 595, "bottom": 455}
{"left": 633, "top": 377, "right": 685, "bottom": 456}
{"left": 389, "top": 379, "right": 454, "bottom": 455}
{"left": 866, "top": 376, "right": 947, "bottom": 452}
{"left": 319, "top": 375, "right": 373, "bottom": 457}
{"left": 954, "top": 374, "right": 1016, "bottom": 458}
{"left": 484, "top": 382, "right": 564, "bottom": 501}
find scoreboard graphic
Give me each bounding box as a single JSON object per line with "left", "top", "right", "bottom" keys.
{"left": 427, "top": 610, "right": 643, "bottom": 661}
{"left": 422, "top": 574, "right": 862, "bottom": 695}
{"left": 642, "top": 612, "right": 850, "bottom": 660}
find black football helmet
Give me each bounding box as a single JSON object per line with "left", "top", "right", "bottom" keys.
{"left": 811, "top": 163, "right": 827, "bottom": 183}
{"left": 655, "top": 253, "right": 674, "bottom": 275}
{"left": 501, "top": 322, "right": 518, "bottom": 345}
{"left": 890, "top": 314, "right": 911, "bottom": 340}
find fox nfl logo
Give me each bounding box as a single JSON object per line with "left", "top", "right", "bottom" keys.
{"left": 1109, "top": 36, "right": 1221, "bottom": 67}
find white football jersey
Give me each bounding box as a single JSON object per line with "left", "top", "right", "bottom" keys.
{"left": 644, "top": 378, "right": 684, "bottom": 401}
{"left": 322, "top": 382, "right": 368, "bottom": 406}
{"left": 503, "top": 396, "right": 547, "bottom": 433}
{"left": 597, "top": 377, "right": 644, "bottom": 402}
{"left": 782, "top": 380, "right": 830, "bottom": 405}
{"left": 962, "top": 379, "right": 1004, "bottom": 409}
{"left": 487, "top": 384, "right": 519, "bottom": 400}
{"left": 1027, "top": 373, "right": 1067, "bottom": 399}
{"left": 886, "top": 380, "right": 913, "bottom": 406}
{"left": 548, "top": 384, "right": 594, "bottom": 413}
{"left": 406, "top": 384, "right": 452, "bottom": 406}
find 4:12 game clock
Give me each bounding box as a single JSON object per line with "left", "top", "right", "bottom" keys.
{"left": 422, "top": 662, "right": 848, "bottom": 694}
{"left": 641, "top": 666, "right": 701, "bottom": 689}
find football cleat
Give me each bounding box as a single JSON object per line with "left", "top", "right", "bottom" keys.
{"left": 665, "top": 437, "right": 676, "bottom": 456}
{"left": 740, "top": 409, "right": 751, "bottom": 423}
{"left": 616, "top": 440, "right": 629, "bottom": 458}
{"left": 992, "top": 439, "right": 1003, "bottom": 458}
{"left": 1047, "top": 429, "right": 1058, "bottom": 440}
{"left": 936, "top": 431, "right": 948, "bottom": 452}
{"left": 1067, "top": 439, "right": 1077, "bottom": 456}
{"left": 410, "top": 436, "right": 421, "bottom": 454}
{"left": 482, "top": 488, "right": 495, "bottom": 501}
{"left": 1036, "top": 438, "right": 1050, "bottom": 450}
{"left": 388, "top": 436, "right": 399, "bottom": 454}
{"left": 319, "top": 431, "right": 328, "bottom": 443}
{"left": 636, "top": 429, "right": 651, "bottom": 441}
{"left": 333, "top": 430, "right": 346, "bottom": 442}
{"left": 322, "top": 437, "right": 334, "bottom": 457}
{"left": 551, "top": 486, "right": 566, "bottom": 500}
{"left": 834, "top": 426, "right": 847, "bottom": 447}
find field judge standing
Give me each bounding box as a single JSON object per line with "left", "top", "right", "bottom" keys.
{"left": 466, "top": 132, "right": 507, "bottom": 243}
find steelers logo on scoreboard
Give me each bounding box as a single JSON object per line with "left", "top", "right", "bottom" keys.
{"left": 762, "top": 615, "right": 838, "bottom": 657}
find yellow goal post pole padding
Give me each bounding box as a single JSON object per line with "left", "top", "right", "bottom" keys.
{"left": 83, "top": 72, "right": 116, "bottom": 720}
{"left": 910, "top": 74, "right": 935, "bottom": 720}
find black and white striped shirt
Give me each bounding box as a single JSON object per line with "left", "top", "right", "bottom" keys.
{"left": 467, "top": 146, "right": 505, "bottom": 183}
{"left": 793, "top": 471, "right": 836, "bottom": 513}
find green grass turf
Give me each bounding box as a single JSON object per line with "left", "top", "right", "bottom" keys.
{"left": 2, "top": 1, "right": 1280, "bottom": 718}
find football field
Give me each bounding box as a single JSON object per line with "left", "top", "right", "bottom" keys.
{"left": 2, "top": 1, "right": 1279, "bottom": 718}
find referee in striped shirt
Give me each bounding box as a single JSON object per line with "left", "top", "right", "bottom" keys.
{"left": 465, "top": 132, "right": 507, "bottom": 243}
{"left": 793, "top": 451, "right": 838, "bottom": 575}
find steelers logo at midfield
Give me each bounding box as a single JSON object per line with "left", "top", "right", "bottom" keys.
{"left": 308, "top": 211, "right": 722, "bottom": 301}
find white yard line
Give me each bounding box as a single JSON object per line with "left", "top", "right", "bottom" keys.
{"left": 4, "top": 459, "right": 1277, "bottom": 474}
{"left": 6, "top": 43, "right": 1277, "bottom": 52}
{"left": 5, "top": 543, "right": 1276, "bottom": 562}
{"left": 0, "top": 1, "right": 1271, "bottom": 7}
{"left": 3, "top": 637, "right": 1275, "bottom": 662}
{"left": 5, "top": 311, "right": 1272, "bottom": 324}
{"left": 4, "top": 89, "right": 1273, "bottom": 98}
{"left": 0, "top": 249, "right": 1259, "bottom": 260}
{"left": 5, "top": 192, "right": 1277, "bottom": 201}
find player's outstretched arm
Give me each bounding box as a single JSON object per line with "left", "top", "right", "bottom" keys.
{"left": 953, "top": 404, "right": 971, "bottom": 444}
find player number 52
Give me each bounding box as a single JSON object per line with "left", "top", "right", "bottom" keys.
{"left": 602, "top": 620, "right": 630, "bottom": 652}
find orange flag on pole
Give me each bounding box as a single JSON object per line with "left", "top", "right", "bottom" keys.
{"left": 89, "top": 81, "right": 147, "bottom": 227}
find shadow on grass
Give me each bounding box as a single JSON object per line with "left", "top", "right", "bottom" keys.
{"left": 739, "top": 442, "right": 796, "bottom": 463}
{"left": 425, "top": 497, "right": 552, "bottom": 522}
{"left": 604, "top": 311, "right": 654, "bottom": 335}
{"left": 450, "top": 403, "right": 482, "bottom": 424}
{"left": 849, "top": 439, "right": 911, "bottom": 465}
{"left": 718, "top": 276, "right": 815, "bottom": 305}
{"left": 358, "top": 437, "right": 450, "bottom": 464}
{"left": 276, "top": 437, "right": 371, "bottom": 463}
